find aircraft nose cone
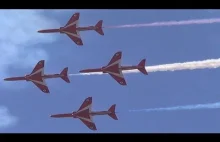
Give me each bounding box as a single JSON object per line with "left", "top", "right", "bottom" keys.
{"left": 37, "top": 29, "right": 49, "bottom": 33}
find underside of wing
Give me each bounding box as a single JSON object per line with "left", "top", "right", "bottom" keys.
{"left": 65, "top": 13, "right": 79, "bottom": 27}
{"left": 31, "top": 60, "right": 44, "bottom": 75}
{"left": 108, "top": 70, "right": 127, "bottom": 85}
{"left": 78, "top": 97, "right": 92, "bottom": 112}
{"left": 31, "top": 78, "right": 50, "bottom": 93}
{"left": 78, "top": 116, "right": 97, "bottom": 131}
{"left": 107, "top": 51, "right": 122, "bottom": 66}
{"left": 65, "top": 32, "right": 83, "bottom": 46}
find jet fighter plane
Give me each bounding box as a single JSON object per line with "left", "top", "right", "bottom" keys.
{"left": 50, "top": 97, "right": 118, "bottom": 131}
{"left": 79, "top": 51, "right": 148, "bottom": 85}
{"left": 38, "top": 12, "right": 104, "bottom": 46}
{"left": 4, "top": 60, "right": 70, "bottom": 93}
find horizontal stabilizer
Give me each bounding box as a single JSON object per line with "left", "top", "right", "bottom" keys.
{"left": 60, "top": 67, "right": 70, "bottom": 83}
{"left": 108, "top": 104, "right": 118, "bottom": 120}
{"left": 95, "top": 20, "right": 104, "bottom": 35}
{"left": 138, "top": 59, "right": 148, "bottom": 75}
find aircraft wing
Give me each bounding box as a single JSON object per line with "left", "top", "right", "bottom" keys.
{"left": 31, "top": 60, "right": 44, "bottom": 75}
{"left": 29, "top": 60, "right": 49, "bottom": 93}
{"left": 105, "top": 51, "right": 126, "bottom": 85}
{"left": 76, "top": 98, "right": 96, "bottom": 130}
{"left": 65, "top": 13, "right": 79, "bottom": 27}
{"left": 108, "top": 70, "right": 127, "bottom": 85}
{"left": 31, "top": 79, "right": 50, "bottom": 93}
{"left": 63, "top": 13, "right": 82, "bottom": 46}
{"left": 65, "top": 32, "right": 83, "bottom": 46}
{"left": 78, "top": 116, "right": 97, "bottom": 131}
{"left": 107, "top": 51, "right": 122, "bottom": 66}
{"left": 77, "top": 97, "right": 92, "bottom": 113}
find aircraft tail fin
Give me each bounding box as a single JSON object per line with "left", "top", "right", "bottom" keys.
{"left": 94, "top": 20, "right": 104, "bottom": 35}
{"left": 137, "top": 59, "right": 148, "bottom": 75}
{"left": 60, "top": 67, "right": 70, "bottom": 83}
{"left": 107, "top": 104, "right": 118, "bottom": 120}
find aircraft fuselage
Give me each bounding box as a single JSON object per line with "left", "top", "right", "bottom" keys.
{"left": 4, "top": 74, "right": 63, "bottom": 82}
{"left": 50, "top": 111, "right": 111, "bottom": 118}
{"left": 80, "top": 65, "right": 142, "bottom": 74}
{"left": 76, "top": 26, "right": 96, "bottom": 31}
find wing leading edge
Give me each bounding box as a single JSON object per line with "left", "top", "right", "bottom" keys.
{"left": 76, "top": 97, "right": 96, "bottom": 130}
{"left": 63, "top": 13, "right": 83, "bottom": 46}
{"left": 29, "top": 60, "right": 50, "bottom": 93}
{"left": 106, "top": 52, "right": 127, "bottom": 85}
{"left": 77, "top": 110, "right": 97, "bottom": 131}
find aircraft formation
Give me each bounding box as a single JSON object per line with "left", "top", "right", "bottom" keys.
{"left": 4, "top": 12, "right": 147, "bottom": 131}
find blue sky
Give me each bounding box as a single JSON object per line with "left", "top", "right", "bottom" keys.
{"left": 1, "top": 9, "right": 220, "bottom": 133}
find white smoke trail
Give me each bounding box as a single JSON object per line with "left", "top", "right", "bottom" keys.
{"left": 104, "top": 18, "right": 220, "bottom": 29}
{"left": 129, "top": 102, "right": 220, "bottom": 112}
{"left": 69, "top": 58, "right": 220, "bottom": 76}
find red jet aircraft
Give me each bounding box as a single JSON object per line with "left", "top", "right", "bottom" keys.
{"left": 38, "top": 12, "right": 104, "bottom": 46}
{"left": 50, "top": 97, "right": 118, "bottom": 131}
{"left": 4, "top": 60, "right": 70, "bottom": 93}
{"left": 79, "top": 51, "right": 148, "bottom": 85}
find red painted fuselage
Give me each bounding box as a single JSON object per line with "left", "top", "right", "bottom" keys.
{"left": 37, "top": 29, "right": 60, "bottom": 33}
{"left": 38, "top": 26, "right": 96, "bottom": 34}
{"left": 76, "top": 26, "right": 97, "bottom": 31}
{"left": 4, "top": 74, "right": 64, "bottom": 81}
{"left": 80, "top": 65, "right": 142, "bottom": 73}
{"left": 50, "top": 110, "right": 111, "bottom": 118}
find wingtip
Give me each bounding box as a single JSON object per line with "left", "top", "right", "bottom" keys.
{"left": 38, "top": 60, "right": 45, "bottom": 64}
{"left": 43, "top": 90, "right": 50, "bottom": 94}
{"left": 123, "top": 82, "right": 127, "bottom": 86}
{"left": 116, "top": 51, "right": 122, "bottom": 54}
{"left": 87, "top": 97, "right": 92, "bottom": 100}
{"left": 119, "top": 82, "right": 127, "bottom": 86}
{"left": 91, "top": 126, "right": 97, "bottom": 131}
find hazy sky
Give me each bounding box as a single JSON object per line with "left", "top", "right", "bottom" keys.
{"left": 1, "top": 9, "right": 220, "bottom": 133}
